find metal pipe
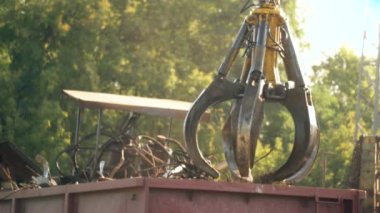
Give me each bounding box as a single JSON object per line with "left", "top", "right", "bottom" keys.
{"left": 281, "top": 23, "right": 305, "bottom": 87}
{"left": 92, "top": 108, "right": 103, "bottom": 179}
{"left": 74, "top": 106, "right": 81, "bottom": 146}
{"left": 217, "top": 21, "right": 248, "bottom": 77}
{"left": 247, "top": 18, "right": 268, "bottom": 83}
{"left": 167, "top": 118, "right": 172, "bottom": 138}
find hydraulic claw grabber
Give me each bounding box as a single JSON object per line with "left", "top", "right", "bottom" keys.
{"left": 184, "top": 0, "right": 319, "bottom": 183}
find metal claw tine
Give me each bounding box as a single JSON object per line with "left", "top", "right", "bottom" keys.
{"left": 222, "top": 101, "right": 241, "bottom": 178}
{"left": 184, "top": 78, "right": 243, "bottom": 178}
{"left": 236, "top": 82, "right": 264, "bottom": 178}
{"left": 249, "top": 99, "right": 264, "bottom": 169}
{"left": 258, "top": 22, "right": 320, "bottom": 182}
{"left": 184, "top": 21, "right": 249, "bottom": 178}
{"left": 222, "top": 54, "right": 252, "bottom": 179}
{"left": 260, "top": 89, "right": 319, "bottom": 182}
{"left": 235, "top": 19, "right": 268, "bottom": 178}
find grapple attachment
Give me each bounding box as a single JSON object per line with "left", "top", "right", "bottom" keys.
{"left": 184, "top": 2, "right": 320, "bottom": 183}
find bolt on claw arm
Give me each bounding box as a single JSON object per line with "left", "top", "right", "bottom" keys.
{"left": 184, "top": 1, "right": 320, "bottom": 183}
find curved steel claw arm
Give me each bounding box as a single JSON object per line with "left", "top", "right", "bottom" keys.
{"left": 235, "top": 82, "right": 265, "bottom": 180}
{"left": 184, "top": 77, "right": 244, "bottom": 178}
{"left": 222, "top": 81, "right": 265, "bottom": 181}
{"left": 259, "top": 22, "right": 320, "bottom": 183}
{"left": 257, "top": 86, "right": 319, "bottom": 183}
{"left": 234, "top": 18, "right": 268, "bottom": 180}
{"left": 222, "top": 101, "right": 241, "bottom": 178}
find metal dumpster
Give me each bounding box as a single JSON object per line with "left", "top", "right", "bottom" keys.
{"left": 0, "top": 178, "right": 364, "bottom": 213}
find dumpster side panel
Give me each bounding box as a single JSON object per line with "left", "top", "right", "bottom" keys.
{"left": 17, "top": 195, "right": 65, "bottom": 213}
{"left": 0, "top": 200, "right": 12, "bottom": 213}
{"left": 0, "top": 178, "right": 364, "bottom": 213}
{"left": 74, "top": 188, "right": 145, "bottom": 213}
{"left": 149, "top": 189, "right": 318, "bottom": 213}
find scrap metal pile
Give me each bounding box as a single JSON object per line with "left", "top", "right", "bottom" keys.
{"left": 92, "top": 113, "right": 212, "bottom": 180}
{"left": 55, "top": 121, "right": 212, "bottom": 182}
{"left": 95, "top": 134, "right": 210, "bottom": 180}
{"left": 1, "top": 114, "right": 211, "bottom": 191}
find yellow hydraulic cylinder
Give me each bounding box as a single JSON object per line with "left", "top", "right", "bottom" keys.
{"left": 246, "top": 2, "right": 284, "bottom": 84}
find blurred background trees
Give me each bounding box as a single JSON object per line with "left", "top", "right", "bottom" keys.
{"left": 0, "top": 0, "right": 376, "bottom": 187}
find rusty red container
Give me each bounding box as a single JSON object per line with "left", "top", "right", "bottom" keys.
{"left": 0, "top": 178, "right": 364, "bottom": 213}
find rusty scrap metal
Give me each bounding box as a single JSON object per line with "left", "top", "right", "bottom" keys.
{"left": 97, "top": 134, "right": 212, "bottom": 180}
{"left": 54, "top": 112, "right": 211, "bottom": 183}
{"left": 0, "top": 141, "right": 42, "bottom": 190}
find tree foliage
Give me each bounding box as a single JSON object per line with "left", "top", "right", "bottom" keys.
{"left": 0, "top": 0, "right": 317, "bottom": 182}
{"left": 299, "top": 47, "right": 377, "bottom": 188}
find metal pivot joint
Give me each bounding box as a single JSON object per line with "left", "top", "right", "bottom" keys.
{"left": 184, "top": 2, "right": 320, "bottom": 183}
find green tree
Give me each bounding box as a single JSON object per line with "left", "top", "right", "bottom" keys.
{"left": 300, "top": 47, "right": 376, "bottom": 187}
{"left": 0, "top": 0, "right": 302, "bottom": 178}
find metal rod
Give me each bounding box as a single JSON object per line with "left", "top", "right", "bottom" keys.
{"left": 74, "top": 105, "right": 81, "bottom": 146}
{"left": 281, "top": 23, "right": 305, "bottom": 86}
{"left": 167, "top": 118, "right": 173, "bottom": 138}
{"left": 247, "top": 18, "right": 268, "bottom": 83}
{"left": 354, "top": 31, "right": 366, "bottom": 142}
{"left": 217, "top": 21, "right": 248, "bottom": 77}
{"left": 92, "top": 108, "right": 103, "bottom": 179}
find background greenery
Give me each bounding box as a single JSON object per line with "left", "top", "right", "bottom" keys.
{"left": 0, "top": 0, "right": 377, "bottom": 188}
